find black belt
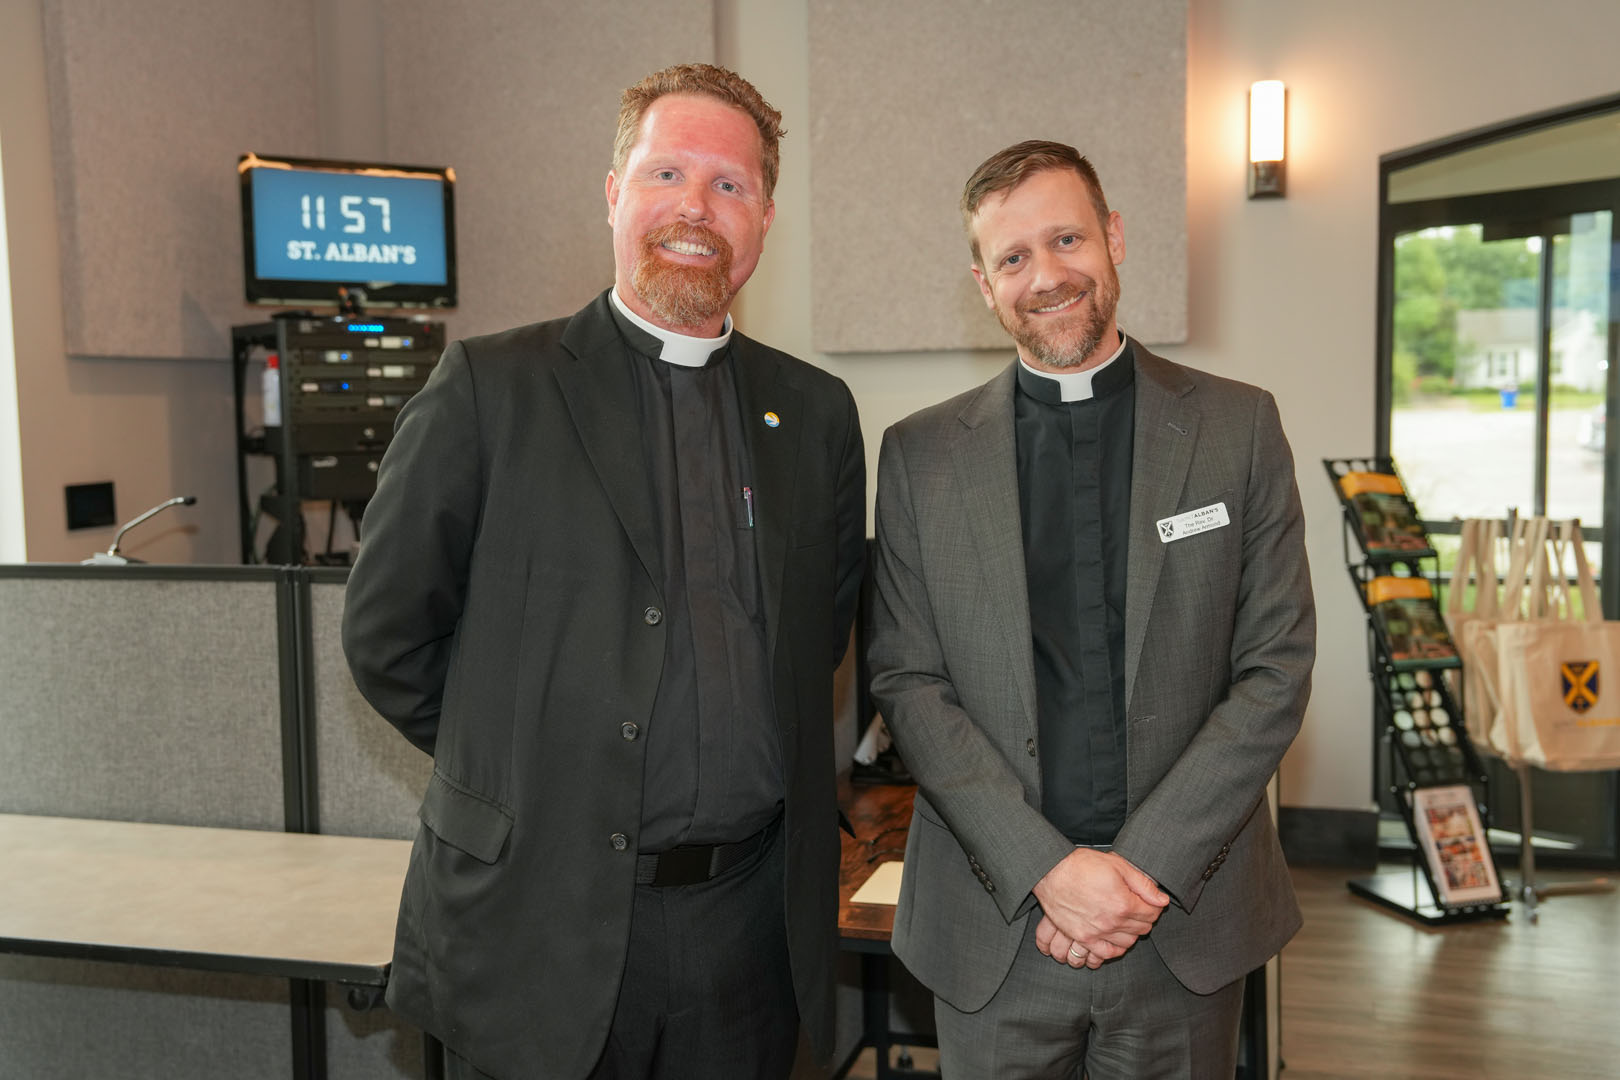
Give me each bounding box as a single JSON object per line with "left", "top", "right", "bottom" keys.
{"left": 635, "top": 817, "right": 778, "bottom": 887}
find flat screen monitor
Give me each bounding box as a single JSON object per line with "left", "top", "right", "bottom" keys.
{"left": 239, "top": 152, "right": 457, "bottom": 309}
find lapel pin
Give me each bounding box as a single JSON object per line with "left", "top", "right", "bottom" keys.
{"left": 763, "top": 411, "right": 781, "bottom": 428}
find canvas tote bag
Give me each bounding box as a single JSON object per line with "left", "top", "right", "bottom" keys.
{"left": 1456, "top": 516, "right": 1548, "bottom": 756}
{"left": 1447, "top": 517, "right": 1503, "bottom": 747}
{"left": 1490, "top": 520, "right": 1620, "bottom": 770}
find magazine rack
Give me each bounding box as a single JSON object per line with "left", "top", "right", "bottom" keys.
{"left": 1325, "top": 458, "right": 1509, "bottom": 925}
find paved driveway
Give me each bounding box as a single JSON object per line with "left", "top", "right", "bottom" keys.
{"left": 1391, "top": 405, "right": 1607, "bottom": 530}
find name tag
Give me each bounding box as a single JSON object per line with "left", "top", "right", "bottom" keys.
{"left": 1157, "top": 502, "right": 1230, "bottom": 543}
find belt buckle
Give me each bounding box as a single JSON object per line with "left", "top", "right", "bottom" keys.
{"left": 651, "top": 844, "right": 713, "bottom": 887}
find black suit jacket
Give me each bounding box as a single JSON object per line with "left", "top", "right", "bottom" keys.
{"left": 342, "top": 291, "right": 866, "bottom": 1078}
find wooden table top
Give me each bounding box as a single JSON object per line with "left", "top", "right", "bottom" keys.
{"left": 838, "top": 780, "right": 916, "bottom": 943}
{"left": 0, "top": 813, "right": 412, "bottom": 984}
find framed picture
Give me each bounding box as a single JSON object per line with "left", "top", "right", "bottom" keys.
{"left": 1411, "top": 784, "right": 1503, "bottom": 907}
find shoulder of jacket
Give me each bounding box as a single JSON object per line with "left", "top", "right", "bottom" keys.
{"left": 1133, "top": 342, "right": 1272, "bottom": 407}
{"left": 733, "top": 331, "right": 854, "bottom": 400}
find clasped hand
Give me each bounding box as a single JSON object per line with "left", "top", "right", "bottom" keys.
{"left": 1031, "top": 848, "right": 1168, "bottom": 970}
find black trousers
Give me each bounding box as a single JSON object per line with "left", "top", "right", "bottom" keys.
{"left": 447, "top": 824, "right": 799, "bottom": 1080}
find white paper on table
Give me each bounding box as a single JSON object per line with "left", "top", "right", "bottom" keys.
{"left": 849, "top": 859, "right": 904, "bottom": 905}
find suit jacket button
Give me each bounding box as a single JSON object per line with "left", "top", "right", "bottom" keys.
{"left": 1026, "top": 738, "right": 1036, "bottom": 756}
{"left": 620, "top": 722, "right": 640, "bottom": 741}
{"left": 610, "top": 833, "right": 629, "bottom": 851}
{"left": 642, "top": 606, "right": 663, "bottom": 626}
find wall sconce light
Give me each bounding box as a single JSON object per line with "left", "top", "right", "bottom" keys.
{"left": 1248, "top": 80, "right": 1286, "bottom": 198}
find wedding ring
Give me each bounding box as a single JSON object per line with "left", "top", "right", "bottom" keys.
{"left": 1068, "top": 944, "right": 1085, "bottom": 960}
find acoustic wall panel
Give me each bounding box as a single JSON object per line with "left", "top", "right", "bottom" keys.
{"left": 41, "top": 0, "right": 319, "bottom": 359}
{"left": 379, "top": 0, "right": 716, "bottom": 340}
{"left": 808, "top": 0, "right": 1187, "bottom": 353}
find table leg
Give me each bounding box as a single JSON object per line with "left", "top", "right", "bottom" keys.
{"left": 289, "top": 979, "right": 328, "bottom": 1080}
{"left": 861, "top": 952, "right": 892, "bottom": 1079}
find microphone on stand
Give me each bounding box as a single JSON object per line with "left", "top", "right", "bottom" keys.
{"left": 82, "top": 496, "right": 197, "bottom": 565}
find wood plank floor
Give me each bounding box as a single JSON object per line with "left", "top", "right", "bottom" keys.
{"left": 836, "top": 863, "right": 1620, "bottom": 1078}
{"left": 1281, "top": 864, "right": 1620, "bottom": 1080}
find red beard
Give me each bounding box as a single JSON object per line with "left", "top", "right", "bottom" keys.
{"left": 629, "top": 223, "right": 735, "bottom": 330}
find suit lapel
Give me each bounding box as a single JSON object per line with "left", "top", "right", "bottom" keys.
{"left": 732, "top": 338, "right": 802, "bottom": 659}
{"left": 555, "top": 294, "right": 663, "bottom": 584}
{"left": 1125, "top": 346, "right": 1199, "bottom": 699}
{"left": 952, "top": 365, "right": 1038, "bottom": 728}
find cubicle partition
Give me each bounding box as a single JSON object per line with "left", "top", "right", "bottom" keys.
{"left": 0, "top": 564, "right": 430, "bottom": 1080}
{"left": 304, "top": 569, "right": 432, "bottom": 1078}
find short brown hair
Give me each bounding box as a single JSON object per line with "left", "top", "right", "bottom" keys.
{"left": 613, "top": 63, "right": 786, "bottom": 199}
{"left": 961, "top": 140, "right": 1109, "bottom": 265}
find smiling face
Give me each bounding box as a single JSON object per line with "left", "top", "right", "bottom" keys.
{"left": 969, "top": 167, "right": 1125, "bottom": 372}
{"left": 606, "top": 93, "right": 776, "bottom": 336}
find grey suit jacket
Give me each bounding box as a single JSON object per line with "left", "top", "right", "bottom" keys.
{"left": 342, "top": 292, "right": 865, "bottom": 1077}
{"left": 868, "top": 344, "right": 1313, "bottom": 1011}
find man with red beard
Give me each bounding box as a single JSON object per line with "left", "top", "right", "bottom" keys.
{"left": 867, "top": 140, "right": 1314, "bottom": 1077}
{"left": 343, "top": 64, "right": 865, "bottom": 1080}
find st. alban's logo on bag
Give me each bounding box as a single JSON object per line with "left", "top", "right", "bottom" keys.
{"left": 1561, "top": 660, "right": 1600, "bottom": 714}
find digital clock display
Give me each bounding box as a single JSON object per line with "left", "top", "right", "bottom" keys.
{"left": 240, "top": 153, "right": 457, "bottom": 308}
{"left": 251, "top": 167, "right": 447, "bottom": 284}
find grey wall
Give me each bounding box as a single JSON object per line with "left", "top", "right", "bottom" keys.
{"left": 807, "top": 0, "right": 1187, "bottom": 353}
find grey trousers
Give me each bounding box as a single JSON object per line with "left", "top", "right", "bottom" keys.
{"left": 933, "top": 913, "right": 1245, "bottom": 1080}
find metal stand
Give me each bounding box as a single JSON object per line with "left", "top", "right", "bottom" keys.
{"left": 1324, "top": 457, "right": 1510, "bottom": 926}
{"left": 1348, "top": 866, "right": 1506, "bottom": 925}
{"left": 1509, "top": 762, "right": 1615, "bottom": 922}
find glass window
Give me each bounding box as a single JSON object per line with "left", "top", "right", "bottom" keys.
{"left": 1379, "top": 100, "right": 1620, "bottom": 866}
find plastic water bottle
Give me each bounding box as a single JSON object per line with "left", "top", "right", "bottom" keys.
{"left": 263, "top": 353, "right": 282, "bottom": 427}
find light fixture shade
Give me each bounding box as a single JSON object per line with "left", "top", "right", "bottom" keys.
{"left": 1248, "top": 80, "right": 1286, "bottom": 198}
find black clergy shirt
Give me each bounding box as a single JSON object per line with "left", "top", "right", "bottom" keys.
{"left": 611, "top": 307, "right": 782, "bottom": 852}
{"left": 1014, "top": 342, "right": 1135, "bottom": 845}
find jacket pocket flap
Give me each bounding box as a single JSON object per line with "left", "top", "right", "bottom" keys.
{"left": 418, "top": 772, "right": 514, "bottom": 864}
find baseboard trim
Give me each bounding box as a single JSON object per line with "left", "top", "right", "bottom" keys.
{"left": 1279, "top": 806, "right": 1379, "bottom": 869}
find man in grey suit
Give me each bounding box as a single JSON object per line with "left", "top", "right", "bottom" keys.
{"left": 868, "top": 140, "right": 1314, "bottom": 1078}
{"left": 343, "top": 64, "right": 865, "bottom": 1079}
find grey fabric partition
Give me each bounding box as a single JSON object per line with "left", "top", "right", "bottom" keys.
{"left": 0, "top": 570, "right": 286, "bottom": 826}
{"left": 0, "top": 565, "right": 291, "bottom": 1080}
{"left": 308, "top": 574, "right": 430, "bottom": 842}
{"left": 0, "top": 565, "right": 444, "bottom": 1079}
{"left": 307, "top": 571, "right": 433, "bottom": 1078}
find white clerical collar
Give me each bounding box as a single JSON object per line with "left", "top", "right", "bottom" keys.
{"left": 1018, "top": 331, "right": 1128, "bottom": 402}
{"left": 610, "top": 288, "right": 733, "bottom": 368}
